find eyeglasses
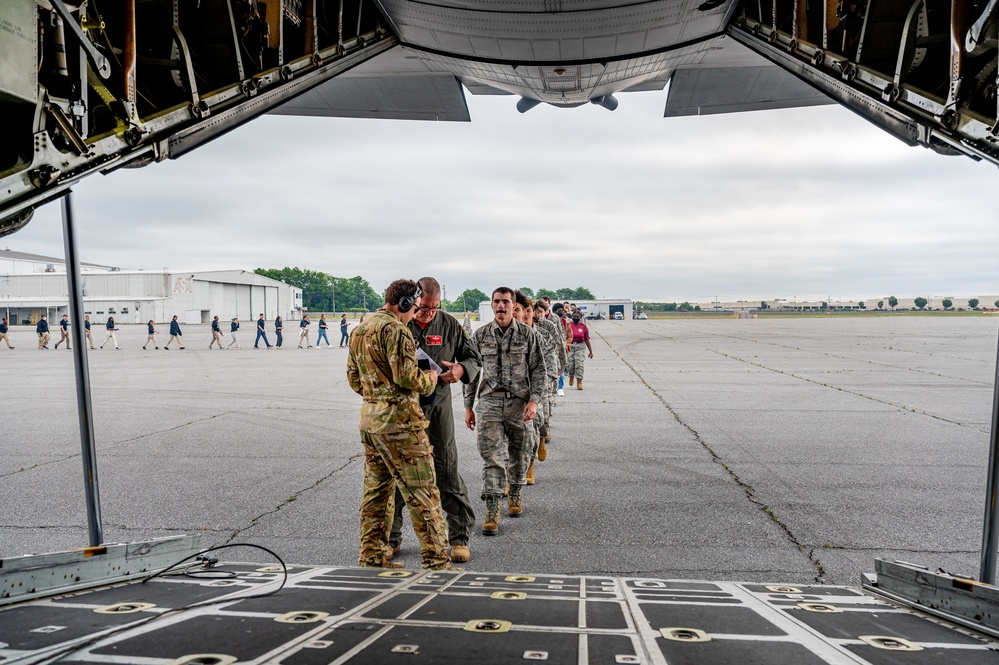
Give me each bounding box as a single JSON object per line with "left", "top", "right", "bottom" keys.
{"left": 416, "top": 304, "right": 440, "bottom": 313}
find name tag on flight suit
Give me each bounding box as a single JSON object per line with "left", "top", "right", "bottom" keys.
{"left": 426, "top": 335, "right": 443, "bottom": 346}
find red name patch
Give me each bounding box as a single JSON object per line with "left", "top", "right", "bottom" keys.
{"left": 426, "top": 335, "right": 443, "bottom": 346}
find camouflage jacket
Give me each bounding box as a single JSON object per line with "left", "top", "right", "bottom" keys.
{"left": 463, "top": 319, "right": 547, "bottom": 409}
{"left": 536, "top": 316, "right": 567, "bottom": 374}
{"left": 347, "top": 308, "right": 437, "bottom": 433}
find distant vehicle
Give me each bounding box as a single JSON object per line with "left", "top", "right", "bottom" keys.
{"left": 613, "top": 312, "right": 624, "bottom": 320}
{"left": 679, "top": 309, "right": 689, "bottom": 313}
{"left": 636, "top": 312, "right": 648, "bottom": 320}
{"left": 585, "top": 312, "right": 605, "bottom": 321}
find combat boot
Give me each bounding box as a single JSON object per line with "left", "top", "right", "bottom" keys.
{"left": 451, "top": 544, "right": 470, "bottom": 563}
{"left": 568, "top": 375, "right": 575, "bottom": 386}
{"left": 526, "top": 459, "right": 536, "bottom": 485}
{"left": 577, "top": 380, "right": 583, "bottom": 390}
{"left": 538, "top": 436, "right": 547, "bottom": 461}
{"left": 384, "top": 544, "right": 401, "bottom": 561}
{"left": 508, "top": 485, "right": 524, "bottom": 517}
{"left": 482, "top": 497, "right": 500, "bottom": 535}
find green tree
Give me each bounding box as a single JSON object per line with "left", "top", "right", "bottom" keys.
{"left": 555, "top": 288, "right": 575, "bottom": 301}
{"left": 821, "top": 301, "right": 828, "bottom": 309}
{"left": 877, "top": 300, "right": 884, "bottom": 310}
{"left": 256, "top": 267, "right": 333, "bottom": 311}
{"left": 888, "top": 296, "right": 898, "bottom": 310}
{"left": 858, "top": 301, "right": 866, "bottom": 309}
{"left": 914, "top": 296, "right": 928, "bottom": 310}
{"left": 333, "top": 275, "right": 382, "bottom": 312}
{"left": 760, "top": 301, "right": 769, "bottom": 310}
{"left": 995, "top": 300, "right": 999, "bottom": 308}
{"left": 572, "top": 286, "right": 595, "bottom": 300}
{"left": 942, "top": 298, "right": 953, "bottom": 310}
{"left": 519, "top": 287, "right": 535, "bottom": 299}
{"left": 454, "top": 288, "right": 488, "bottom": 312}
{"left": 255, "top": 268, "right": 381, "bottom": 312}
{"left": 536, "top": 288, "right": 558, "bottom": 300}
{"left": 969, "top": 298, "right": 980, "bottom": 310}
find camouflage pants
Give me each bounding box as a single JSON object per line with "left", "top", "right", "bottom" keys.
{"left": 476, "top": 395, "right": 533, "bottom": 498}
{"left": 539, "top": 379, "right": 556, "bottom": 439}
{"left": 567, "top": 343, "right": 587, "bottom": 380}
{"left": 531, "top": 381, "right": 553, "bottom": 457}
{"left": 359, "top": 430, "right": 451, "bottom": 569}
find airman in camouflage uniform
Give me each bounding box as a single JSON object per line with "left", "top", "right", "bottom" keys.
{"left": 387, "top": 277, "right": 482, "bottom": 564}
{"left": 464, "top": 287, "right": 546, "bottom": 535}
{"left": 535, "top": 299, "right": 567, "bottom": 446}
{"left": 525, "top": 298, "right": 562, "bottom": 470}
{"left": 347, "top": 279, "right": 453, "bottom": 570}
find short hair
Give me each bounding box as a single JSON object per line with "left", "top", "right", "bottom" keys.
{"left": 514, "top": 290, "right": 532, "bottom": 309}
{"left": 541, "top": 296, "right": 552, "bottom": 304}
{"left": 536, "top": 299, "right": 549, "bottom": 312}
{"left": 492, "top": 287, "right": 515, "bottom": 300}
{"left": 386, "top": 279, "right": 420, "bottom": 306}
{"left": 416, "top": 277, "right": 441, "bottom": 299}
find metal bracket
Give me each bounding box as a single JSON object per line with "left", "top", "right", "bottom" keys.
{"left": 48, "top": 0, "right": 111, "bottom": 79}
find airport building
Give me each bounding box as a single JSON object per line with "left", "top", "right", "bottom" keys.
{"left": 0, "top": 249, "right": 302, "bottom": 325}
{"left": 478, "top": 298, "right": 634, "bottom": 322}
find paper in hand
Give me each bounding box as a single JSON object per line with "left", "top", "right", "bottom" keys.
{"left": 417, "top": 348, "right": 444, "bottom": 375}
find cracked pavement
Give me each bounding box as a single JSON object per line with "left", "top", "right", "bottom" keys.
{"left": 1, "top": 317, "right": 995, "bottom": 584}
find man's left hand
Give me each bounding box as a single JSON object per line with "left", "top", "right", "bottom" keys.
{"left": 523, "top": 401, "right": 537, "bottom": 421}
{"left": 440, "top": 361, "right": 464, "bottom": 384}
{"left": 588, "top": 351, "right": 593, "bottom": 359}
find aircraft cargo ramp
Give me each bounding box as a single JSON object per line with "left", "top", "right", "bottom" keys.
{"left": 3, "top": 537, "right": 999, "bottom": 664}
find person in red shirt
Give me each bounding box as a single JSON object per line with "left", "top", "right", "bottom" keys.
{"left": 567, "top": 311, "right": 593, "bottom": 389}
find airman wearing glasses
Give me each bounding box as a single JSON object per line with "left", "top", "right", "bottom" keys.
{"left": 386, "top": 277, "right": 482, "bottom": 564}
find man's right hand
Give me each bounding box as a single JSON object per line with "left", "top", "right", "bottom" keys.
{"left": 465, "top": 408, "right": 476, "bottom": 431}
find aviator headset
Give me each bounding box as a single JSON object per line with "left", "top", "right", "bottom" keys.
{"left": 398, "top": 280, "right": 424, "bottom": 314}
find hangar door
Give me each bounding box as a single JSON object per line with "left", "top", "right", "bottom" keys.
{"left": 609, "top": 305, "right": 624, "bottom": 318}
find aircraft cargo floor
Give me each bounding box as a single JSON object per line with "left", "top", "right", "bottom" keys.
{"left": 4, "top": 561, "right": 999, "bottom": 664}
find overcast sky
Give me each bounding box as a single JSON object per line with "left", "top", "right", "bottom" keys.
{"left": 7, "top": 90, "right": 997, "bottom": 302}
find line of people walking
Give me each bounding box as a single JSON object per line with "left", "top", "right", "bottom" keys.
{"left": 2, "top": 312, "right": 366, "bottom": 352}
{"left": 346, "top": 277, "right": 594, "bottom": 572}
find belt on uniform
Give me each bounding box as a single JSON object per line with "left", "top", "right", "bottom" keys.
{"left": 484, "top": 389, "right": 518, "bottom": 399}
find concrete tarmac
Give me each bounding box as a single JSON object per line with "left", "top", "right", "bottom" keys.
{"left": 1, "top": 316, "right": 996, "bottom": 585}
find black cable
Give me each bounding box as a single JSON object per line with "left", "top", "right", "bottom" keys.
{"left": 5, "top": 543, "right": 289, "bottom": 664}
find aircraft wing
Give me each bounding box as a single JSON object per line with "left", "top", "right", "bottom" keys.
{"left": 664, "top": 64, "right": 833, "bottom": 116}
{"left": 269, "top": 48, "right": 471, "bottom": 121}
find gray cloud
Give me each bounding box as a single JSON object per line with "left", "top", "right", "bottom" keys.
{"left": 10, "top": 90, "right": 997, "bottom": 302}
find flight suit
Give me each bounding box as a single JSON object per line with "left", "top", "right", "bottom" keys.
{"left": 348, "top": 308, "right": 451, "bottom": 569}
{"left": 464, "top": 319, "right": 547, "bottom": 498}
{"left": 389, "top": 310, "right": 482, "bottom": 550}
